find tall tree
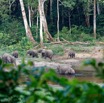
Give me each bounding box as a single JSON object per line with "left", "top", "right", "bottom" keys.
{"left": 38, "top": 0, "right": 43, "bottom": 47}
{"left": 93, "top": 0, "right": 96, "bottom": 39}
{"left": 38, "top": 0, "right": 54, "bottom": 41}
{"left": 19, "top": 0, "right": 36, "bottom": 43}
{"left": 27, "top": 0, "right": 38, "bottom": 27}
{"left": 80, "top": 0, "right": 92, "bottom": 27}
{"left": 28, "top": 4, "right": 32, "bottom": 27}
{"left": 62, "top": 0, "right": 76, "bottom": 34}
{"left": 97, "top": 1, "right": 100, "bottom": 15}
{"left": 84, "top": 0, "right": 91, "bottom": 27}
{"left": 57, "top": 0, "right": 60, "bottom": 41}
{"left": 50, "top": 0, "right": 53, "bottom": 23}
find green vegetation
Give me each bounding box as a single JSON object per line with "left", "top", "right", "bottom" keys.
{"left": 59, "top": 26, "right": 94, "bottom": 42}
{"left": 0, "top": 0, "right": 104, "bottom": 47}
{"left": 0, "top": 59, "right": 104, "bottom": 103}
{"left": 0, "top": 0, "right": 104, "bottom": 102}
{"left": 46, "top": 44, "right": 64, "bottom": 56}
{"left": 0, "top": 37, "right": 34, "bottom": 56}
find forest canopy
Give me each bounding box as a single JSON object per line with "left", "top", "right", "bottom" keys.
{"left": 0, "top": 0, "right": 104, "bottom": 46}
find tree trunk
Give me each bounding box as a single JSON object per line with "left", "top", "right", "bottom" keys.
{"left": 50, "top": 0, "right": 53, "bottom": 23}
{"left": 62, "top": 6, "right": 64, "bottom": 27}
{"left": 68, "top": 11, "right": 71, "bottom": 35}
{"left": 31, "top": 7, "right": 35, "bottom": 26}
{"left": 19, "top": 0, "right": 36, "bottom": 43}
{"left": 97, "top": 1, "right": 100, "bottom": 15}
{"left": 85, "top": 15, "right": 90, "bottom": 27}
{"left": 38, "top": 0, "right": 43, "bottom": 47}
{"left": 28, "top": 5, "right": 32, "bottom": 27}
{"left": 40, "top": 16, "right": 43, "bottom": 47}
{"left": 38, "top": 0, "right": 53, "bottom": 41}
{"left": 57, "top": 0, "right": 60, "bottom": 41}
{"left": 93, "top": 0, "right": 96, "bottom": 39}
{"left": 36, "top": 12, "right": 39, "bottom": 36}
{"left": 85, "top": 0, "right": 90, "bottom": 27}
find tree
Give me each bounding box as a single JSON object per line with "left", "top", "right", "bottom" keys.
{"left": 0, "top": 0, "right": 10, "bottom": 22}
{"left": 81, "top": 0, "right": 92, "bottom": 27}
{"left": 38, "top": 0, "right": 43, "bottom": 47}
{"left": 97, "top": 0, "right": 100, "bottom": 15}
{"left": 57, "top": 0, "right": 60, "bottom": 41}
{"left": 28, "top": 4, "right": 32, "bottom": 27}
{"left": 38, "top": 0, "right": 54, "bottom": 41}
{"left": 50, "top": 0, "right": 53, "bottom": 23}
{"left": 93, "top": 0, "right": 96, "bottom": 39}
{"left": 62, "top": 0, "right": 76, "bottom": 34}
{"left": 19, "top": 0, "right": 36, "bottom": 43}
{"left": 27, "top": 0, "right": 38, "bottom": 27}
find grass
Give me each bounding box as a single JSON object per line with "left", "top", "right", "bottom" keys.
{"left": 45, "top": 44, "right": 65, "bottom": 56}
{"left": 0, "top": 42, "right": 103, "bottom": 58}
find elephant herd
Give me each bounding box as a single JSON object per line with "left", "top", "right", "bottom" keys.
{"left": 0, "top": 48, "right": 75, "bottom": 65}
{"left": 0, "top": 49, "right": 76, "bottom": 75}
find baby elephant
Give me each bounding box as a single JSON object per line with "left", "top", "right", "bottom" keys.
{"left": 2, "top": 53, "right": 16, "bottom": 65}
{"left": 12, "top": 51, "right": 18, "bottom": 58}
{"left": 27, "top": 50, "right": 38, "bottom": 58}
{"left": 68, "top": 51, "right": 75, "bottom": 58}
{"left": 41, "top": 49, "right": 53, "bottom": 60}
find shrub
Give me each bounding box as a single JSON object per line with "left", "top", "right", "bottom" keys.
{"left": 58, "top": 26, "right": 95, "bottom": 42}
{"left": 0, "top": 32, "right": 19, "bottom": 46}
{"left": 0, "top": 59, "right": 104, "bottom": 103}
{"left": 0, "top": 20, "right": 26, "bottom": 46}
{"left": 80, "top": 33, "right": 95, "bottom": 42}
{"left": 0, "top": 37, "right": 34, "bottom": 56}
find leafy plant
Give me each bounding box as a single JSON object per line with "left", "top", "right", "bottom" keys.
{"left": 58, "top": 26, "right": 95, "bottom": 42}
{"left": 0, "top": 58, "right": 104, "bottom": 103}
{"left": 83, "top": 59, "right": 104, "bottom": 80}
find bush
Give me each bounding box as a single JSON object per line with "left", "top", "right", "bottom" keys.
{"left": 0, "top": 20, "right": 26, "bottom": 46}
{"left": 0, "top": 37, "right": 34, "bottom": 56}
{"left": 9, "top": 37, "right": 34, "bottom": 56}
{"left": 83, "top": 59, "right": 104, "bottom": 79}
{"left": 58, "top": 26, "right": 95, "bottom": 42}
{"left": 80, "top": 33, "right": 95, "bottom": 42}
{"left": 0, "top": 32, "right": 20, "bottom": 46}
{"left": 0, "top": 59, "right": 104, "bottom": 103}
{"left": 58, "top": 27, "right": 73, "bottom": 41}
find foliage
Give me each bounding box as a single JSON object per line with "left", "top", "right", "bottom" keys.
{"left": 0, "top": 37, "right": 34, "bottom": 56}
{"left": 9, "top": 37, "right": 34, "bottom": 55}
{"left": 59, "top": 26, "right": 95, "bottom": 42}
{"left": 98, "top": 36, "right": 104, "bottom": 42}
{"left": 0, "top": 59, "right": 26, "bottom": 103}
{"left": 31, "top": 25, "right": 40, "bottom": 42}
{"left": 0, "top": 0, "right": 104, "bottom": 43}
{"left": 62, "top": 0, "right": 76, "bottom": 9}
{"left": 46, "top": 44, "right": 64, "bottom": 56}
{"left": 0, "top": 58, "right": 104, "bottom": 103}
{"left": 83, "top": 59, "right": 104, "bottom": 80}
{"left": 0, "top": 20, "right": 26, "bottom": 46}
{"left": 0, "top": 0, "right": 10, "bottom": 22}
{"left": 0, "top": 0, "right": 104, "bottom": 45}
